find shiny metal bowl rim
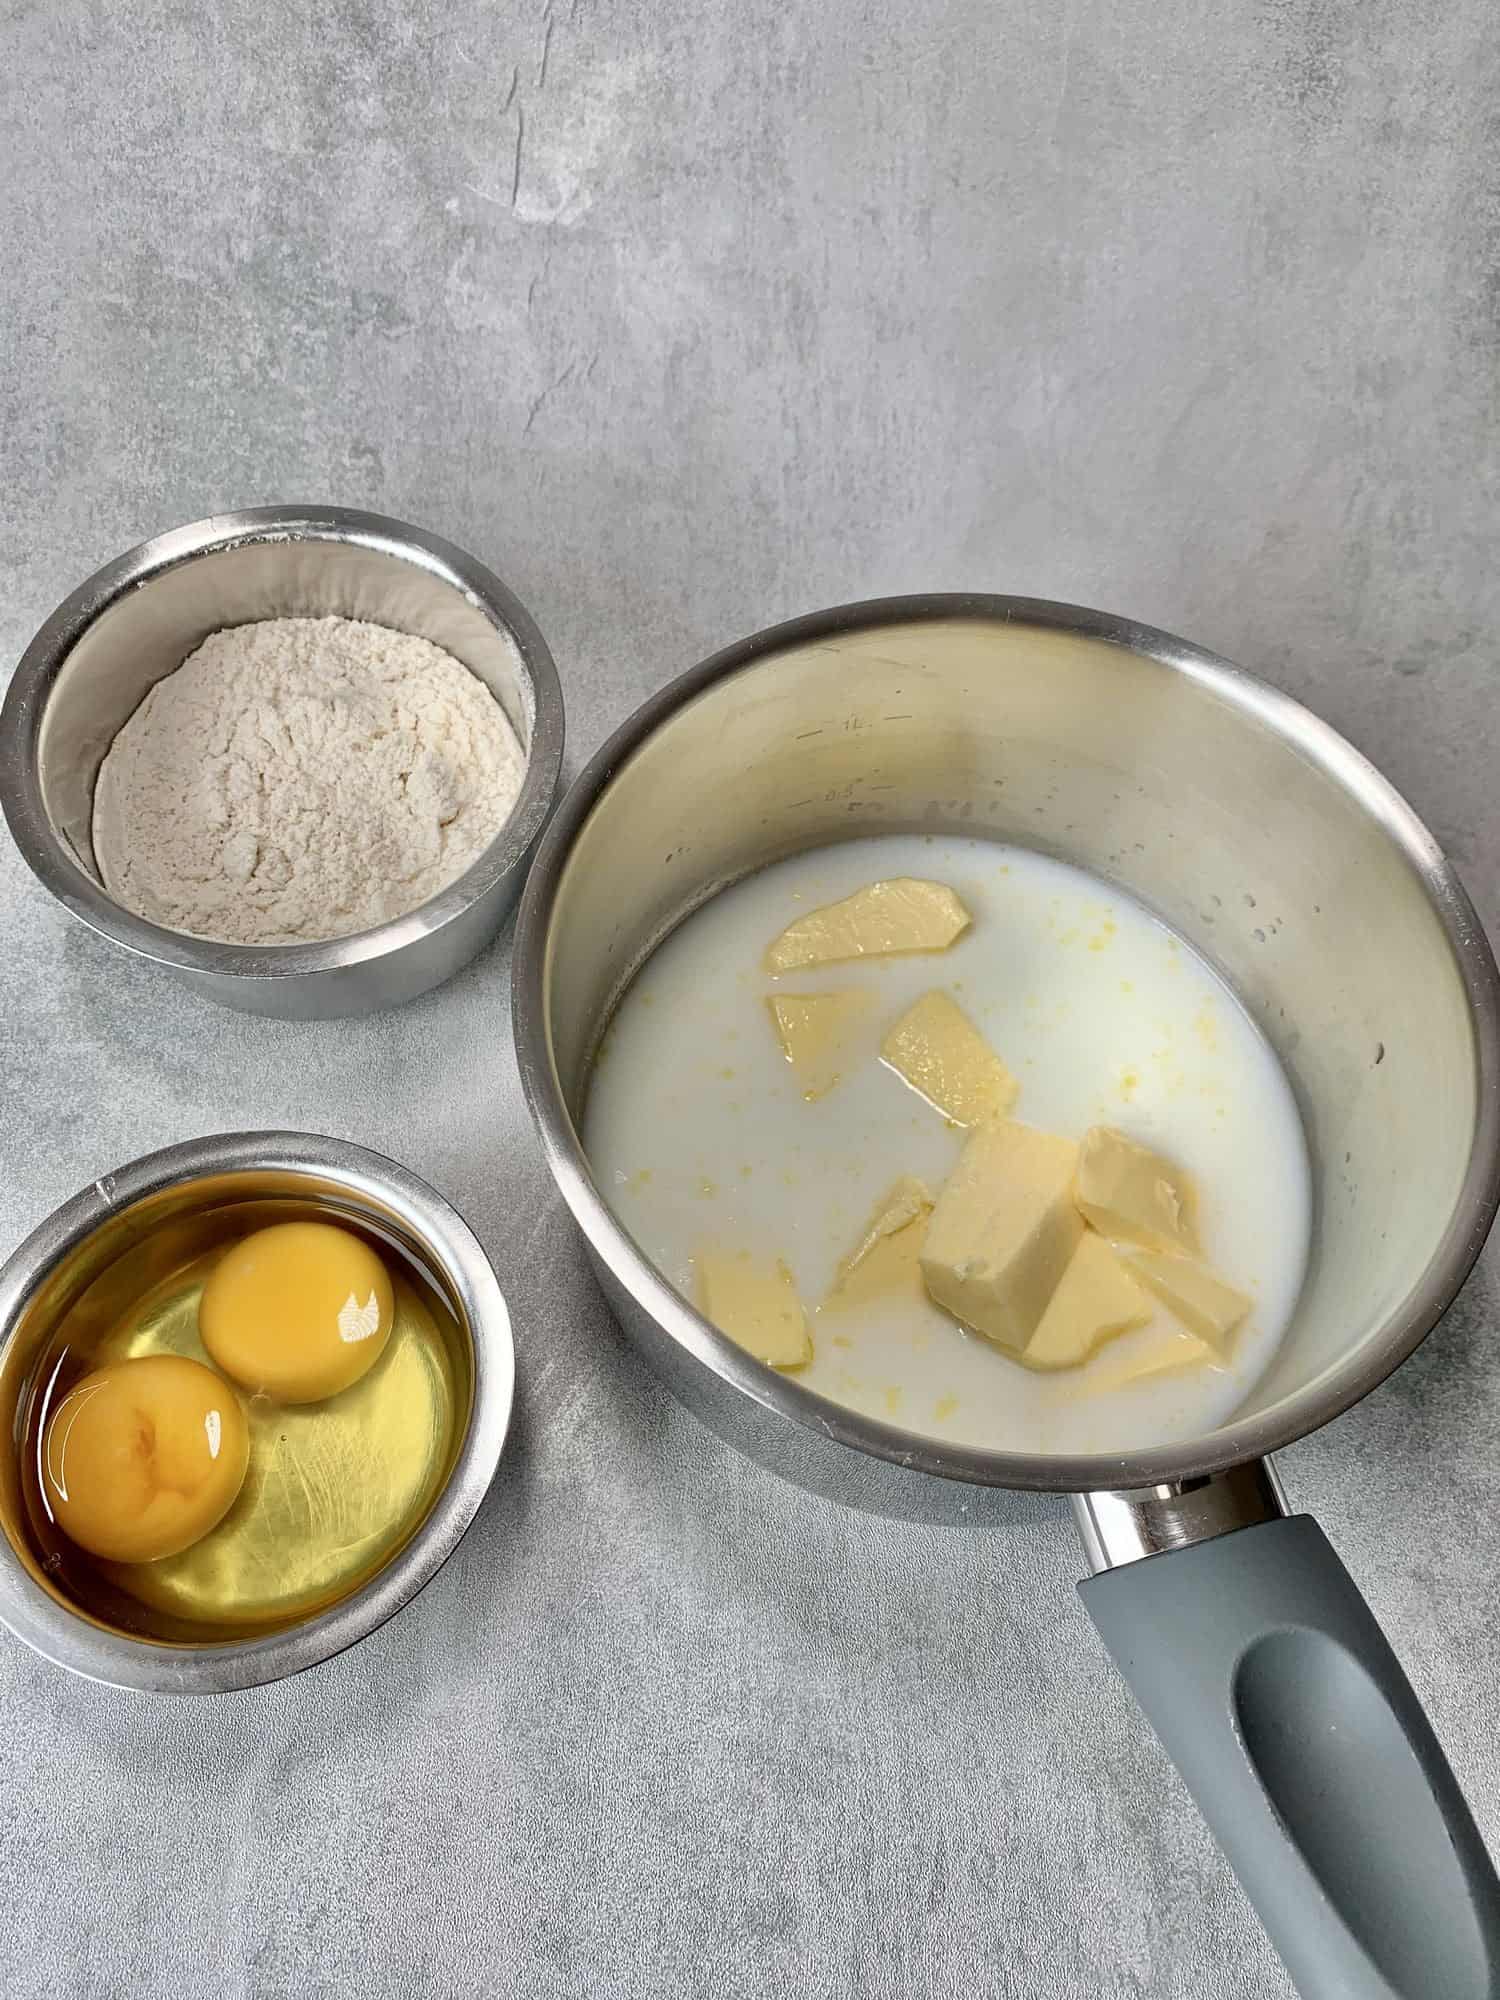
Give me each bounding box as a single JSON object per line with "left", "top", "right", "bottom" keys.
{"left": 0, "top": 1130, "right": 515, "bottom": 1693}
{"left": 512, "top": 590, "right": 1500, "bottom": 1494}
{"left": 0, "top": 504, "right": 566, "bottom": 980}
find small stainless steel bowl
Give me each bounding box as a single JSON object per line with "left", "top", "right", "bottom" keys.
{"left": 0, "top": 1131, "right": 514, "bottom": 1693}
{"left": 0, "top": 505, "right": 565, "bottom": 1018}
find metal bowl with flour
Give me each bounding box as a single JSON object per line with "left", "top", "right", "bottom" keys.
{"left": 513, "top": 594, "right": 1500, "bottom": 2000}
{"left": 0, "top": 505, "right": 565, "bottom": 1018}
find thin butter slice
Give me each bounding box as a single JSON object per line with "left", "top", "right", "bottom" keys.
{"left": 1122, "top": 1249, "right": 1250, "bottom": 1354}
{"left": 825, "top": 1177, "right": 933, "bottom": 1309}
{"left": 841, "top": 1176, "right": 932, "bottom": 1270}
{"left": 881, "top": 989, "right": 1017, "bottom": 1126}
{"left": 1086, "top": 1323, "right": 1219, "bottom": 1394}
{"left": 1074, "top": 1126, "right": 1197, "bottom": 1252}
{"left": 765, "top": 990, "right": 870, "bottom": 1100}
{"left": 1021, "top": 1232, "right": 1151, "bottom": 1372}
{"left": 920, "top": 1121, "right": 1083, "bottom": 1353}
{"left": 765, "top": 879, "right": 972, "bottom": 973}
{"left": 696, "top": 1252, "right": 812, "bottom": 1370}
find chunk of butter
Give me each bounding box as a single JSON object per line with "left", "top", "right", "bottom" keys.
{"left": 696, "top": 1251, "right": 813, "bottom": 1369}
{"left": 920, "top": 1122, "right": 1083, "bottom": 1352}
{"left": 1021, "top": 1232, "right": 1151, "bottom": 1371}
{"left": 881, "top": 989, "right": 1018, "bottom": 1126}
{"left": 826, "top": 1177, "right": 933, "bottom": 1309}
{"left": 1121, "top": 1249, "right": 1250, "bottom": 1354}
{"left": 1074, "top": 1126, "right": 1196, "bottom": 1252}
{"left": 765, "top": 990, "right": 870, "bottom": 1100}
{"left": 765, "top": 879, "right": 972, "bottom": 973}
{"left": 1086, "top": 1324, "right": 1219, "bottom": 1393}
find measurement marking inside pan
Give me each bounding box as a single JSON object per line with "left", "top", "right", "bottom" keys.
{"left": 883, "top": 712, "right": 914, "bottom": 721}
{"left": 794, "top": 728, "right": 825, "bottom": 741}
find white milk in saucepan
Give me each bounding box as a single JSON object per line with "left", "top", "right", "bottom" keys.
{"left": 583, "top": 835, "right": 1311, "bottom": 1455}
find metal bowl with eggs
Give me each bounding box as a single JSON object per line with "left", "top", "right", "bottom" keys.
{"left": 0, "top": 505, "right": 565, "bottom": 1019}
{"left": 0, "top": 1131, "right": 513, "bottom": 1694}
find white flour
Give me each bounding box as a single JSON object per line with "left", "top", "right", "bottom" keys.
{"left": 92, "top": 616, "right": 527, "bottom": 945}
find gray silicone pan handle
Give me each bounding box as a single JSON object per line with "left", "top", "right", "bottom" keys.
{"left": 1080, "top": 1512, "right": 1500, "bottom": 2000}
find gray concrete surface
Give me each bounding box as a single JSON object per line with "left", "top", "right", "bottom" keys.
{"left": 2, "top": 2, "right": 1498, "bottom": 1995}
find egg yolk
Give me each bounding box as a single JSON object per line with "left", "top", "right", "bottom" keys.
{"left": 42, "top": 1354, "right": 250, "bottom": 1564}
{"left": 198, "top": 1221, "right": 395, "bottom": 1404}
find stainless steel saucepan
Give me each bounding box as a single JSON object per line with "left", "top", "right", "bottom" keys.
{"left": 512, "top": 595, "right": 1500, "bottom": 2000}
